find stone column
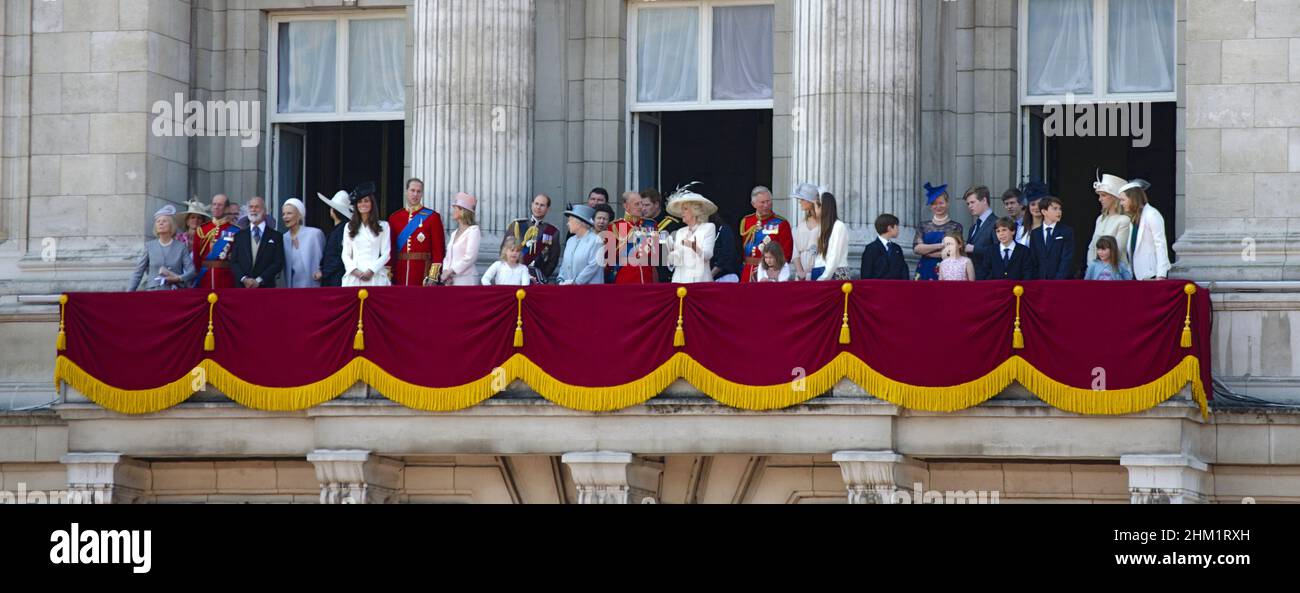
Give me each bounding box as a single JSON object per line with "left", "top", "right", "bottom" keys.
{"left": 832, "top": 451, "right": 927, "bottom": 504}
{"left": 1120, "top": 454, "right": 1212, "bottom": 504}
{"left": 791, "top": 0, "right": 918, "bottom": 230}
{"left": 62, "top": 453, "right": 150, "bottom": 504}
{"left": 411, "top": 0, "right": 535, "bottom": 234}
{"left": 561, "top": 451, "right": 662, "bottom": 504}
{"left": 307, "top": 450, "right": 403, "bottom": 504}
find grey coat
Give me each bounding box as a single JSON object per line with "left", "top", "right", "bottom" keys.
{"left": 130, "top": 239, "right": 197, "bottom": 291}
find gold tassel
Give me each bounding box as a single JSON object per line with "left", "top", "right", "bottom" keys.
{"left": 1012, "top": 286, "right": 1025, "bottom": 350}
{"left": 353, "top": 289, "right": 368, "bottom": 351}
{"left": 673, "top": 287, "right": 687, "bottom": 348}
{"left": 513, "top": 289, "right": 526, "bottom": 348}
{"left": 56, "top": 294, "right": 68, "bottom": 351}
{"left": 839, "top": 283, "right": 853, "bottom": 345}
{"left": 1181, "top": 283, "right": 1196, "bottom": 348}
{"left": 203, "top": 293, "right": 218, "bottom": 352}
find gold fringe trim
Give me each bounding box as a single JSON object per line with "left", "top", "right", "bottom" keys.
{"left": 53, "top": 353, "right": 1210, "bottom": 418}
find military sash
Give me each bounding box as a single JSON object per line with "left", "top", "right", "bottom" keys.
{"left": 195, "top": 226, "right": 236, "bottom": 287}
{"left": 396, "top": 208, "right": 435, "bottom": 250}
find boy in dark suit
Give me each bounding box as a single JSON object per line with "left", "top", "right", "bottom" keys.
{"left": 1029, "top": 197, "right": 1074, "bottom": 280}
{"left": 981, "top": 217, "right": 1036, "bottom": 280}
{"left": 860, "top": 214, "right": 909, "bottom": 280}
{"left": 231, "top": 196, "right": 285, "bottom": 288}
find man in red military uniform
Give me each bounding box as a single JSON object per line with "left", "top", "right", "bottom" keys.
{"left": 388, "top": 177, "right": 446, "bottom": 286}
{"left": 193, "top": 193, "right": 238, "bottom": 290}
{"left": 740, "top": 186, "right": 794, "bottom": 282}
{"left": 609, "top": 191, "right": 661, "bottom": 284}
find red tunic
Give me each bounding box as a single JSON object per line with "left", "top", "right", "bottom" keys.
{"left": 388, "top": 206, "right": 446, "bottom": 286}
{"left": 610, "top": 216, "right": 660, "bottom": 285}
{"left": 739, "top": 213, "right": 793, "bottom": 283}
{"left": 192, "top": 220, "right": 237, "bottom": 290}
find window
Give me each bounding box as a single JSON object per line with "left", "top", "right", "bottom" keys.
{"left": 630, "top": 1, "right": 774, "bottom": 111}
{"left": 270, "top": 13, "right": 406, "bottom": 122}
{"left": 1019, "top": 0, "right": 1176, "bottom": 103}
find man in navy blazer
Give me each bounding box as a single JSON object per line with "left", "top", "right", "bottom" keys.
{"left": 962, "top": 186, "right": 999, "bottom": 280}
{"left": 230, "top": 196, "right": 285, "bottom": 288}
{"left": 860, "top": 213, "right": 910, "bottom": 280}
{"left": 1029, "top": 197, "right": 1075, "bottom": 280}
{"left": 981, "top": 217, "right": 1036, "bottom": 280}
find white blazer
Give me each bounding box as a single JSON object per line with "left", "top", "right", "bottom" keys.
{"left": 813, "top": 220, "right": 849, "bottom": 280}
{"left": 444, "top": 224, "right": 481, "bottom": 286}
{"left": 669, "top": 223, "right": 716, "bottom": 284}
{"left": 1130, "top": 206, "right": 1170, "bottom": 280}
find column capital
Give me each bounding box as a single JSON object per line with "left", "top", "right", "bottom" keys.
{"left": 61, "top": 452, "right": 150, "bottom": 504}
{"left": 307, "top": 450, "right": 403, "bottom": 504}
{"left": 561, "top": 451, "right": 663, "bottom": 504}
{"left": 833, "top": 450, "right": 927, "bottom": 504}
{"left": 1121, "top": 454, "right": 1212, "bottom": 504}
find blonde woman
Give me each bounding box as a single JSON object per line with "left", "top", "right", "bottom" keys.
{"left": 441, "top": 192, "right": 482, "bottom": 286}
{"left": 1088, "top": 173, "right": 1133, "bottom": 266}
{"left": 482, "top": 236, "right": 531, "bottom": 286}
{"left": 790, "top": 183, "right": 820, "bottom": 280}
{"left": 1118, "top": 180, "right": 1170, "bottom": 280}
{"left": 665, "top": 189, "right": 718, "bottom": 284}
{"left": 130, "top": 205, "right": 196, "bottom": 291}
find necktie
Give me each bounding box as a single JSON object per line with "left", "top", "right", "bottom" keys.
{"left": 1003, "top": 248, "right": 1011, "bottom": 264}
{"left": 252, "top": 226, "right": 262, "bottom": 261}
{"left": 970, "top": 218, "right": 981, "bottom": 242}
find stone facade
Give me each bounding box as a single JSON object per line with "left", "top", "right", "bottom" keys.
{"left": 1, "top": 0, "right": 1299, "bottom": 503}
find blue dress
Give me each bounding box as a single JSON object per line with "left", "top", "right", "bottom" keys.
{"left": 913, "top": 219, "right": 964, "bottom": 281}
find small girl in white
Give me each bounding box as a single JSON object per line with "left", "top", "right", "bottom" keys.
{"left": 754, "top": 241, "right": 793, "bottom": 282}
{"left": 481, "top": 236, "right": 531, "bottom": 286}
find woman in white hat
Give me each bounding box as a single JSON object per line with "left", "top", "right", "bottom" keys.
{"left": 343, "top": 183, "right": 391, "bottom": 287}
{"left": 130, "top": 205, "right": 197, "bottom": 291}
{"left": 1087, "top": 172, "right": 1133, "bottom": 267}
{"left": 1118, "top": 179, "right": 1170, "bottom": 280}
{"left": 665, "top": 189, "right": 718, "bottom": 284}
{"left": 280, "top": 197, "right": 325, "bottom": 288}
{"left": 317, "top": 190, "right": 353, "bottom": 287}
{"left": 790, "top": 183, "right": 821, "bottom": 281}
{"left": 174, "top": 199, "right": 211, "bottom": 251}
{"left": 441, "top": 192, "right": 482, "bottom": 286}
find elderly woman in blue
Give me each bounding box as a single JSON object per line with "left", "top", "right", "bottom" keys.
{"left": 912, "top": 183, "right": 964, "bottom": 281}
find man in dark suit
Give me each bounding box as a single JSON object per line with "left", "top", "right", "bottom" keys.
{"left": 1029, "top": 197, "right": 1075, "bottom": 280}
{"left": 231, "top": 196, "right": 285, "bottom": 288}
{"left": 980, "top": 217, "right": 1036, "bottom": 281}
{"left": 860, "top": 213, "right": 909, "bottom": 280}
{"left": 963, "top": 186, "right": 998, "bottom": 280}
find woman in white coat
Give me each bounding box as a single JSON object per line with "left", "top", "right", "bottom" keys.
{"left": 665, "top": 190, "right": 717, "bottom": 284}
{"left": 441, "top": 192, "right": 482, "bottom": 286}
{"left": 1119, "top": 179, "right": 1170, "bottom": 281}
{"left": 342, "top": 190, "right": 391, "bottom": 287}
{"left": 811, "top": 192, "right": 850, "bottom": 281}
{"left": 1087, "top": 173, "right": 1132, "bottom": 267}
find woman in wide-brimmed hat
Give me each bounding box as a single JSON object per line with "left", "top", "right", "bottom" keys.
{"left": 1088, "top": 172, "right": 1133, "bottom": 267}
{"left": 174, "top": 199, "right": 211, "bottom": 250}
{"left": 441, "top": 192, "right": 482, "bottom": 286}
{"left": 665, "top": 188, "right": 718, "bottom": 284}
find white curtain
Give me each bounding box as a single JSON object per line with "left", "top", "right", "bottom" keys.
{"left": 278, "top": 21, "right": 336, "bottom": 113}
{"left": 1108, "top": 0, "right": 1175, "bottom": 93}
{"left": 637, "top": 8, "right": 699, "bottom": 103}
{"left": 350, "top": 19, "right": 406, "bottom": 112}
{"left": 1026, "top": 0, "right": 1093, "bottom": 96}
{"left": 712, "top": 5, "right": 774, "bottom": 101}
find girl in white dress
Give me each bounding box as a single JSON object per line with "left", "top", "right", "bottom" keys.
{"left": 665, "top": 189, "right": 717, "bottom": 284}
{"left": 441, "top": 192, "right": 482, "bottom": 286}
{"left": 342, "top": 192, "right": 391, "bottom": 287}
{"left": 754, "top": 242, "right": 793, "bottom": 282}
{"left": 482, "top": 236, "right": 531, "bottom": 286}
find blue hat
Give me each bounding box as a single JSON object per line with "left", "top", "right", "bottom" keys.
{"left": 924, "top": 182, "right": 948, "bottom": 205}
{"left": 1021, "top": 181, "right": 1050, "bottom": 203}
